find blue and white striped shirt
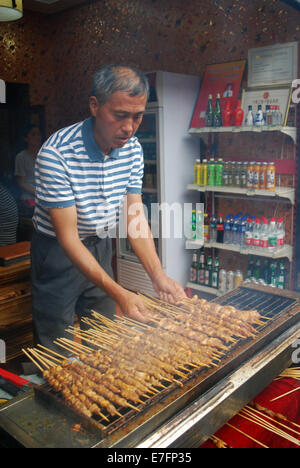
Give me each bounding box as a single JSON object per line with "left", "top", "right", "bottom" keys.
{"left": 33, "top": 116, "right": 144, "bottom": 238}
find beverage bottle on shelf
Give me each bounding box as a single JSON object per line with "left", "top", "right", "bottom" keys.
{"left": 196, "top": 209, "right": 204, "bottom": 241}
{"left": 277, "top": 261, "right": 286, "bottom": 289}
{"left": 203, "top": 213, "right": 210, "bottom": 242}
{"left": 208, "top": 158, "right": 216, "bottom": 186}
{"left": 247, "top": 256, "right": 255, "bottom": 280}
{"left": 253, "top": 258, "right": 262, "bottom": 281}
{"left": 262, "top": 259, "right": 271, "bottom": 285}
{"left": 201, "top": 159, "right": 208, "bottom": 186}
{"left": 223, "top": 215, "right": 232, "bottom": 244}
{"left": 235, "top": 162, "right": 242, "bottom": 187}
{"left": 266, "top": 162, "right": 276, "bottom": 190}
{"left": 253, "top": 162, "right": 261, "bottom": 190}
{"left": 209, "top": 213, "right": 217, "bottom": 242}
{"left": 239, "top": 216, "right": 247, "bottom": 248}
{"left": 252, "top": 218, "right": 261, "bottom": 250}
{"left": 213, "top": 93, "right": 222, "bottom": 127}
{"left": 246, "top": 162, "right": 254, "bottom": 189}
{"left": 231, "top": 162, "right": 237, "bottom": 187}
{"left": 205, "top": 256, "right": 213, "bottom": 286}
{"left": 231, "top": 215, "right": 241, "bottom": 245}
{"left": 245, "top": 105, "right": 254, "bottom": 126}
{"left": 234, "top": 100, "right": 244, "bottom": 127}
{"left": 240, "top": 162, "right": 247, "bottom": 188}
{"left": 259, "top": 162, "right": 268, "bottom": 189}
{"left": 268, "top": 217, "right": 278, "bottom": 252}
{"left": 265, "top": 105, "right": 271, "bottom": 126}
{"left": 215, "top": 159, "right": 223, "bottom": 186}
{"left": 194, "top": 159, "right": 201, "bottom": 185}
{"left": 191, "top": 209, "right": 197, "bottom": 239}
{"left": 244, "top": 218, "right": 254, "bottom": 248}
{"left": 205, "top": 94, "right": 214, "bottom": 127}
{"left": 223, "top": 100, "right": 232, "bottom": 126}
{"left": 255, "top": 104, "right": 265, "bottom": 126}
{"left": 260, "top": 217, "right": 269, "bottom": 250}
{"left": 222, "top": 161, "right": 229, "bottom": 186}
{"left": 216, "top": 213, "right": 224, "bottom": 243}
{"left": 270, "top": 261, "right": 278, "bottom": 287}
{"left": 197, "top": 251, "right": 206, "bottom": 285}
{"left": 190, "top": 253, "right": 198, "bottom": 283}
{"left": 276, "top": 218, "right": 285, "bottom": 250}
{"left": 211, "top": 257, "right": 220, "bottom": 288}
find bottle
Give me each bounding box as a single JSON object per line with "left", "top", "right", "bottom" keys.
{"left": 223, "top": 100, "right": 232, "bottom": 126}
{"left": 233, "top": 100, "right": 244, "bottom": 126}
{"left": 231, "top": 162, "right": 237, "bottom": 187}
{"left": 269, "top": 261, "right": 277, "bottom": 287}
{"left": 213, "top": 93, "right": 222, "bottom": 127}
{"left": 194, "top": 159, "right": 201, "bottom": 185}
{"left": 201, "top": 159, "right": 208, "bottom": 186}
{"left": 266, "top": 162, "right": 276, "bottom": 190}
{"left": 203, "top": 213, "right": 210, "bottom": 242}
{"left": 209, "top": 213, "right": 217, "bottom": 242}
{"left": 205, "top": 94, "right": 214, "bottom": 127}
{"left": 235, "top": 162, "right": 242, "bottom": 187}
{"left": 244, "top": 218, "right": 254, "bottom": 249}
{"left": 215, "top": 159, "right": 223, "bottom": 186}
{"left": 276, "top": 105, "right": 282, "bottom": 126}
{"left": 211, "top": 257, "right": 220, "bottom": 288}
{"left": 247, "top": 162, "right": 254, "bottom": 189}
{"left": 268, "top": 217, "right": 278, "bottom": 252}
{"left": 245, "top": 105, "right": 254, "bottom": 126}
{"left": 231, "top": 215, "right": 241, "bottom": 245}
{"left": 260, "top": 217, "right": 269, "bottom": 250}
{"left": 190, "top": 253, "right": 198, "bottom": 283}
{"left": 239, "top": 216, "right": 247, "bottom": 248}
{"left": 247, "top": 256, "right": 255, "bottom": 280}
{"left": 205, "top": 256, "right": 213, "bottom": 286}
{"left": 228, "top": 161, "right": 233, "bottom": 186}
{"left": 253, "top": 162, "right": 261, "bottom": 190}
{"left": 252, "top": 218, "right": 261, "bottom": 250}
{"left": 196, "top": 210, "right": 204, "bottom": 241}
{"left": 223, "top": 215, "right": 232, "bottom": 244}
{"left": 262, "top": 259, "right": 270, "bottom": 285}
{"left": 240, "top": 162, "right": 247, "bottom": 188}
{"left": 266, "top": 105, "right": 272, "bottom": 126}
{"left": 208, "top": 158, "right": 216, "bottom": 186}
{"left": 253, "top": 258, "right": 261, "bottom": 281}
{"left": 260, "top": 162, "right": 268, "bottom": 189}
{"left": 216, "top": 213, "right": 224, "bottom": 243}
{"left": 190, "top": 209, "right": 197, "bottom": 239}
{"left": 277, "top": 261, "right": 286, "bottom": 289}
{"left": 276, "top": 218, "right": 285, "bottom": 250}
{"left": 197, "top": 251, "right": 206, "bottom": 285}
{"left": 222, "top": 161, "right": 229, "bottom": 186}
{"left": 255, "top": 104, "right": 265, "bottom": 126}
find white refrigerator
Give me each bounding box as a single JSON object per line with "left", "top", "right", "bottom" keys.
{"left": 116, "top": 71, "right": 200, "bottom": 295}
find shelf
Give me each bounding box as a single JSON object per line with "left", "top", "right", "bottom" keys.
{"left": 185, "top": 239, "right": 204, "bottom": 250}
{"left": 189, "top": 125, "right": 297, "bottom": 144}
{"left": 186, "top": 184, "right": 295, "bottom": 204}
{"left": 186, "top": 282, "right": 222, "bottom": 296}
{"left": 204, "top": 242, "right": 293, "bottom": 261}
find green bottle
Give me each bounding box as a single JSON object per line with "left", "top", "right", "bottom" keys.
{"left": 205, "top": 94, "right": 214, "bottom": 127}
{"left": 277, "top": 261, "right": 285, "bottom": 289}
{"left": 213, "top": 93, "right": 222, "bottom": 127}
{"left": 212, "top": 257, "right": 220, "bottom": 288}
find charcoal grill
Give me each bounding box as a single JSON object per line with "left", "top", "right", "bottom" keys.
{"left": 0, "top": 283, "right": 300, "bottom": 448}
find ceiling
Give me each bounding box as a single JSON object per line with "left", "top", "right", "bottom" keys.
{"left": 23, "top": 0, "right": 90, "bottom": 14}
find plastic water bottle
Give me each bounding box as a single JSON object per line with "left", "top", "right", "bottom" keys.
{"left": 244, "top": 218, "right": 253, "bottom": 249}
{"left": 252, "top": 218, "right": 261, "bottom": 250}
{"left": 209, "top": 213, "right": 217, "bottom": 242}
{"left": 239, "top": 216, "right": 247, "bottom": 248}
{"left": 276, "top": 217, "right": 285, "bottom": 250}
{"left": 268, "top": 217, "right": 277, "bottom": 252}
{"left": 223, "top": 215, "right": 232, "bottom": 244}
{"left": 260, "top": 217, "right": 269, "bottom": 250}
{"left": 231, "top": 215, "right": 241, "bottom": 245}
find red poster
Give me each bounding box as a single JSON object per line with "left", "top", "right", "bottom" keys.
{"left": 190, "top": 60, "right": 246, "bottom": 128}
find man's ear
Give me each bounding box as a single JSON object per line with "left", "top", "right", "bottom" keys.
{"left": 89, "top": 96, "right": 99, "bottom": 117}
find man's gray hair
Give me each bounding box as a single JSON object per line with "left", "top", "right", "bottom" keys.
{"left": 92, "top": 64, "right": 149, "bottom": 106}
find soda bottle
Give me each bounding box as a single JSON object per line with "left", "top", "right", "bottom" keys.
{"left": 206, "top": 256, "right": 213, "bottom": 286}
{"left": 212, "top": 257, "right": 220, "bottom": 288}
{"left": 213, "top": 93, "right": 222, "bottom": 127}
{"left": 252, "top": 218, "right": 261, "bottom": 250}
{"left": 276, "top": 218, "right": 285, "bottom": 250}
{"left": 231, "top": 215, "right": 241, "bottom": 245}
{"left": 194, "top": 159, "right": 201, "bottom": 185}
{"left": 208, "top": 159, "right": 216, "bottom": 186}
{"left": 216, "top": 213, "right": 224, "bottom": 243}
{"left": 215, "top": 158, "right": 223, "bottom": 186}
{"left": 277, "top": 261, "right": 286, "bottom": 289}
{"left": 209, "top": 213, "right": 217, "bottom": 242}
{"left": 223, "top": 215, "right": 232, "bottom": 244}
{"left": 191, "top": 209, "right": 197, "bottom": 239}
{"left": 197, "top": 251, "right": 206, "bottom": 285}
{"left": 203, "top": 213, "right": 210, "bottom": 242}
{"left": 268, "top": 217, "right": 277, "bottom": 252}
{"left": 190, "top": 253, "right": 198, "bottom": 283}
{"left": 205, "top": 94, "right": 214, "bottom": 127}
{"left": 239, "top": 216, "right": 247, "bottom": 248}
{"left": 201, "top": 159, "right": 208, "bottom": 186}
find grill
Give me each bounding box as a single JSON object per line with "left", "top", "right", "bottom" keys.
{"left": 1, "top": 284, "right": 300, "bottom": 448}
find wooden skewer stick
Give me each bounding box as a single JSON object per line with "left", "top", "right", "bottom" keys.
{"left": 225, "top": 423, "right": 269, "bottom": 448}
{"left": 29, "top": 348, "right": 51, "bottom": 370}
{"left": 270, "top": 386, "right": 300, "bottom": 402}
{"left": 245, "top": 405, "right": 300, "bottom": 437}
{"left": 37, "top": 344, "right": 70, "bottom": 361}
{"left": 33, "top": 348, "right": 62, "bottom": 364}
{"left": 22, "top": 348, "right": 44, "bottom": 373}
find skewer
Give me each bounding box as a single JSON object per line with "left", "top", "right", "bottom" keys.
{"left": 37, "top": 344, "right": 70, "bottom": 361}
{"left": 225, "top": 423, "right": 269, "bottom": 448}
{"left": 22, "top": 348, "right": 44, "bottom": 372}
{"left": 29, "top": 348, "right": 51, "bottom": 369}
{"left": 245, "top": 405, "right": 300, "bottom": 437}
{"left": 270, "top": 386, "right": 300, "bottom": 402}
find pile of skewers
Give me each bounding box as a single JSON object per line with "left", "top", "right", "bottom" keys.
{"left": 23, "top": 294, "right": 267, "bottom": 425}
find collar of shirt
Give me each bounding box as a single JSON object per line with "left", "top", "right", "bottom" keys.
{"left": 82, "top": 116, "right": 120, "bottom": 162}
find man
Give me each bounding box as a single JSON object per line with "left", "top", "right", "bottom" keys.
{"left": 31, "top": 64, "right": 186, "bottom": 351}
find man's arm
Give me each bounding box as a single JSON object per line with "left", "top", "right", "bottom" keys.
{"left": 126, "top": 193, "right": 186, "bottom": 303}
{"left": 16, "top": 176, "right": 35, "bottom": 196}
{"left": 49, "top": 205, "right": 150, "bottom": 322}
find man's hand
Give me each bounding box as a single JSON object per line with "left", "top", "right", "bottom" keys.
{"left": 118, "top": 290, "right": 152, "bottom": 323}
{"left": 151, "top": 269, "right": 186, "bottom": 304}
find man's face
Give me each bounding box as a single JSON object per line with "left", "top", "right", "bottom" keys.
{"left": 89, "top": 90, "right": 147, "bottom": 154}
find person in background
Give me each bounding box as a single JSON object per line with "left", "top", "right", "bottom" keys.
{"left": 0, "top": 183, "right": 19, "bottom": 246}
{"left": 14, "top": 124, "right": 42, "bottom": 216}
{"left": 31, "top": 63, "right": 186, "bottom": 352}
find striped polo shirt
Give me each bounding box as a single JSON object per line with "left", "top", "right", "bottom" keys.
{"left": 33, "top": 116, "right": 144, "bottom": 239}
